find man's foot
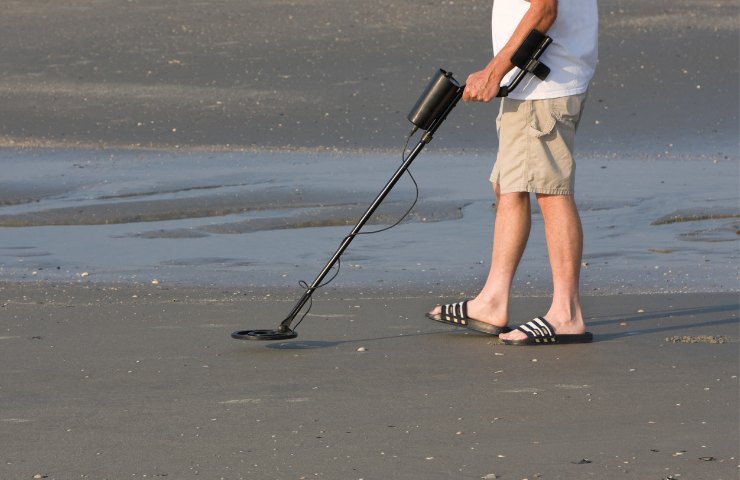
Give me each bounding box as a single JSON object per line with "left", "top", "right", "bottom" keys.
{"left": 499, "top": 315, "right": 590, "bottom": 345}
{"left": 427, "top": 297, "right": 508, "bottom": 333}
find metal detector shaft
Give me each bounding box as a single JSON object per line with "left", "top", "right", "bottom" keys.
{"left": 277, "top": 87, "right": 465, "bottom": 332}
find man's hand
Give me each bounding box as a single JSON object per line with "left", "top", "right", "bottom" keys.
{"left": 463, "top": 67, "right": 500, "bottom": 102}
{"left": 463, "top": 68, "right": 501, "bottom": 102}
{"left": 464, "top": 0, "right": 557, "bottom": 103}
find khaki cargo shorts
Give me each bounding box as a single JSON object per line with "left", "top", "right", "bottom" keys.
{"left": 491, "top": 93, "right": 587, "bottom": 195}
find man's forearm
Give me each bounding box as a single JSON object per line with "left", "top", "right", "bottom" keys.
{"left": 485, "top": 0, "right": 557, "bottom": 88}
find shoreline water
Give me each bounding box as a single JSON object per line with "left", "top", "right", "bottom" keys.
{"left": 1, "top": 148, "right": 737, "bottom": 295}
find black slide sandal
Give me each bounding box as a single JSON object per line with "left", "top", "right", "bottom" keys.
{"left": 426, "top": 301, "right": 510, "bottom": 336}
{"left": 502, "top": 317, "right": 593, "bottom": 346}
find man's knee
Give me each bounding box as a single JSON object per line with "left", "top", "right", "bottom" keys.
{"left": 535, "top": 193, "right": 580, "bottom": 219}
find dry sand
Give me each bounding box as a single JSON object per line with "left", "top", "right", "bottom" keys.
{"left": 0, "top": 0, "right": 737, "bottom": 155}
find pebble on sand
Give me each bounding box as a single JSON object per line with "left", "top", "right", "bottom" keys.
{"left": 665, "top": 335, "right": 728, "bottom": 344}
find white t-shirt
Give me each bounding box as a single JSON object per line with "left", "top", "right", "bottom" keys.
{"left": 492, "top": 0, "right": 598, "bottom": 100}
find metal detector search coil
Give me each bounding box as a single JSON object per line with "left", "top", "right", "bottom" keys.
{"left": 232, "top": 328, "right": 297, "bottom": 341}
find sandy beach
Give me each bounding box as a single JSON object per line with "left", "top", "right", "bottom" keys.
{"left": 1, "top": 284, "right": 738, "bottom": 479}
{"left": 0, "top": 0, "right": 738, "bottom": 479}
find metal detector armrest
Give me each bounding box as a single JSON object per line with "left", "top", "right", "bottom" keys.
{"left": 497, "top": 29, "right": 553, "bottom": 98}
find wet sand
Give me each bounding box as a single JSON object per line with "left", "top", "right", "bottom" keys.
{"left": 1, "top": 284, "right": 738, "bottom": 479}
{"left": 0, "top": 0, "right": 738, "bottom": 478}
{"left": 0, "top": 148, "right": 737, "bottom": 293}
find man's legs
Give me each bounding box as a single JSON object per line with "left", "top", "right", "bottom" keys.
{"left": 429, "top": 94, "right": 589, "bottom": 335}
{"left": 429, "top": 183, "right": 531, "bottom": 328}
{"left": 499, "top": 193, "right": 586, "bottom": 341}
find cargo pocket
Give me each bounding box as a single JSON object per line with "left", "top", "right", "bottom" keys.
{"left": 527, "top": 99, "right": 557, "bottom": 138}
{"left": 552, "top": 94, "right": 586, "bottom": 131}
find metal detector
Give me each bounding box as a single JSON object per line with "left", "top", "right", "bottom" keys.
{"left": 232, "top": 29, "right": 552, "bottom": 341}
